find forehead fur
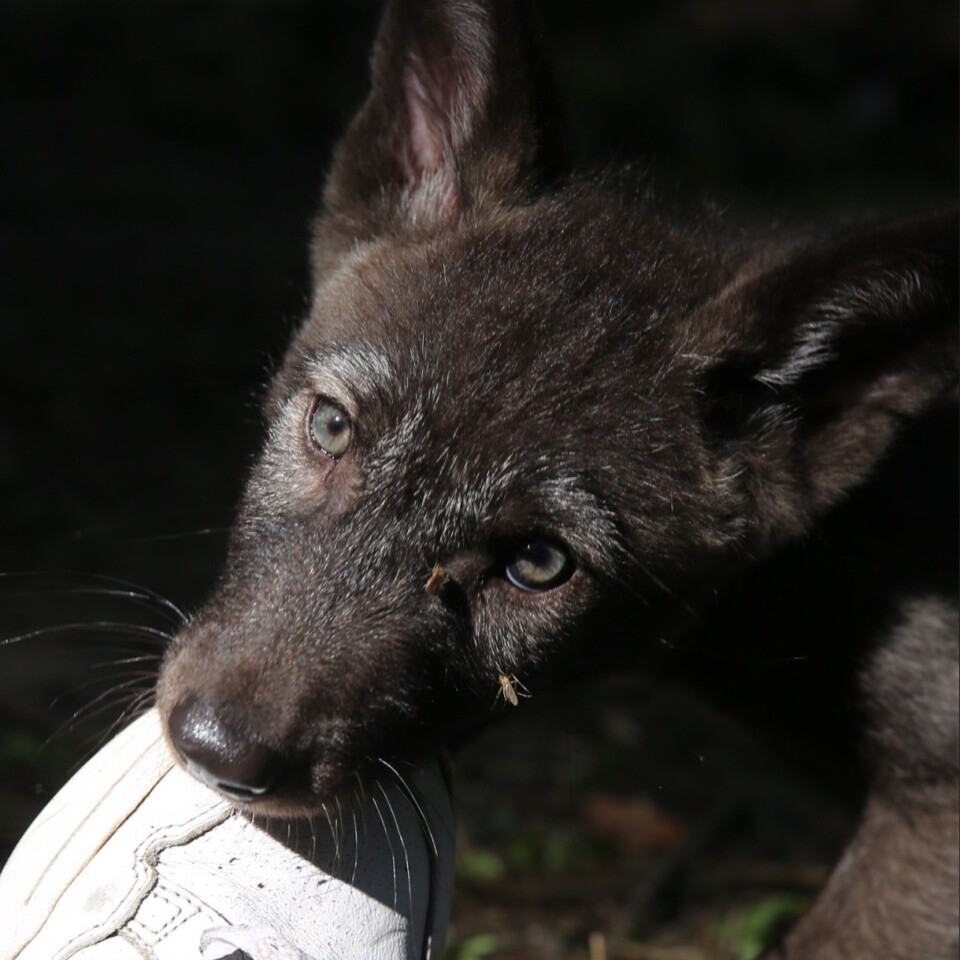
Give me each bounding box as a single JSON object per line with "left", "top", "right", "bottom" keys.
{"left": 265, "top": 182, "right": 735, "bottom": 566}
{"left": 299, "top": 182, "right": 728, "bottom": 413}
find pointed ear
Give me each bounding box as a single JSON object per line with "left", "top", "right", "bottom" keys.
{"left": 696, "top": 210, "right": 958, "bottom": 536}
{"left": 313, "top": 0, "right": 536, "bottom": 273}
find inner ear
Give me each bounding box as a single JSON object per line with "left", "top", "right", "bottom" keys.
{"left": 391, "top": 45, "right": 480, "bottom": 224}
{"left": 400, "top": 55, "right": 449, "bottom": 178}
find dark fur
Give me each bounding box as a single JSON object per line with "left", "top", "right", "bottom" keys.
{"left": 156, "top": 1, "right": 959, "bottom": 956}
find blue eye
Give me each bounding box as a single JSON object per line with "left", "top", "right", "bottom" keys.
{"left": 309, "top": 399, "right": 352, "bottom": 459}
{"left": 505, "top": 539, "right": 573, "bottom": 592}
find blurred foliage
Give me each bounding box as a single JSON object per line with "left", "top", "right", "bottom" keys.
{"left": 458, "top": 847, "right": 508, "bottom": 883}
{"left": 444, "top": 932, "right": 502, "bottom": 960}
{"left": 714, "top": 894, "right": 812, "bottom": 960}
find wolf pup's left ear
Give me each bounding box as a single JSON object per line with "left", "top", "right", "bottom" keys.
{"left": 313, "top": 0, "right": 536, "bottom": 276}
{"left": 695, "top": 210, "right": 958, "bottom": 539}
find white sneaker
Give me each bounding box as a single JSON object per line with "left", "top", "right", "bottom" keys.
{"left": 0, "top": 710, "right": 454, "bottom": 960}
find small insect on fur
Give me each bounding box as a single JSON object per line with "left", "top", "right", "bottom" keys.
{"left": 496, "top": 673, "right": 531, "bottom": 707}
{"left": 425, "top": 563, "right": 450, "bottom": 594}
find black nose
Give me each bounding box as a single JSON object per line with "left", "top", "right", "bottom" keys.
{"left": 167, "top": 693, "right": 283, "bottom": 801}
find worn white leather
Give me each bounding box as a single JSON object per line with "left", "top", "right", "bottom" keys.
{"left": 0, "top": 710, "right": 454, "bottom": 960}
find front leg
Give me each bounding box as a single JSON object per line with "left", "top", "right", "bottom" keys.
{"left": 768, "top": 599, "right": 959, "bottom": 960}
{"left": 768, "top": 786, "right": 958, "bottom": 960}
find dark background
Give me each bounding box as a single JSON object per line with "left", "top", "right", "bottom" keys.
{"left": 0, "top": 1, "right": 956, "bottom": 957}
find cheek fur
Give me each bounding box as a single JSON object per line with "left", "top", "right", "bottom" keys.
{"left": 471, "top": 568, "right": 596, "bottom": 671}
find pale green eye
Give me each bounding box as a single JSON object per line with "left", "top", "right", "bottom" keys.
{"left": 505, "top": 539, "right": 572, "bottom": 592}
{"left": 309, "top": 399, "right": 352, "bottom": 459}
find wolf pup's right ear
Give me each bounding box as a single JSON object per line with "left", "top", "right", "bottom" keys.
{"left": 312, "top": 0, "right": 536, "bottom": 278}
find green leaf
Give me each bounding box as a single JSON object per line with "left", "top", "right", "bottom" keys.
{"left": 445, "top": 933, "right": 500, "bottom": 960}
{"left": 457, "top": 848, "right": 506, "bottom": 882}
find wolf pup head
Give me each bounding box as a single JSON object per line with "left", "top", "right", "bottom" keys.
{"left": 156, "top": 0, "right": 957, "bottom": 813}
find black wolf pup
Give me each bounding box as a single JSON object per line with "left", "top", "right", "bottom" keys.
{"left": 157, "top": 1, "right": 959, "bottom": 956}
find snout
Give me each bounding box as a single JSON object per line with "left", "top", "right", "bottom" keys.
{"left": 166, "top": 693, "right": 288, "bottom": 802}
{"left": 157, "top": 631, "right": 392, "bottom": 811}
{"left": 156, "top": 557, "right": 466, "bottom": 810}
